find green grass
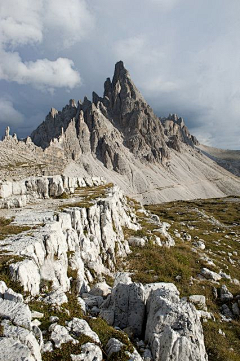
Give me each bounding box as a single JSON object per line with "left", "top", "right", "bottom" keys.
{"left": 0, "top": 217, "right": 31, "bottom": 240}
{"left": 0, "top": 254, "right": 24, "bottom": 293}
{"left": 88, "top": 317, "right": 134, "bottom": 361}
{"left": 54, "top": 192, "right": 69, "bottom": 199}
{"left": 29, "top": 292, "right": 84, "bottom": 333}
{"left": 42, "top": 334, "right": 95, "bottom": 361}
{"left": 31, "top": 295, "right": 135, "bottom": 361}
{"left": 59, "top": 183, "right": 114, "bottom": 210}
{"left": 203, "top": 320, "right": 240, "bottom": 361}
{"left": 125, "top": 197, "right": 240, "bottom": 361}
{"left": 127, "top": 241, "right": 206, "bottom": 296}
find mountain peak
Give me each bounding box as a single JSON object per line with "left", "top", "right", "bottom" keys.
{"left": 112, "top": 60, "right": 128, "bottom": 84}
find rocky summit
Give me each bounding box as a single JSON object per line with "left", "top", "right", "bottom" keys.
{"left": 0, "top": 61, "right": 239, "bottom": 361}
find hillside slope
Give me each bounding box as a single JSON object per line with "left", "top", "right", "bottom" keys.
{"left": 198, "top": 144, "right": 240, "bottom": 177}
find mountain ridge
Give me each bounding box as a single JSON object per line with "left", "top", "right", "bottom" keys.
{"left": 1, "top": 61, "right": 240, "bottom": 203}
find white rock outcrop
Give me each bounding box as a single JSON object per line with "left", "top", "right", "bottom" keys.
{"left": 2, "top": 186, "right": 138, "bottom": 297}
{"left": 201, "top": 268, "right": 221, "bottom": 282}
{"left": 0, "top": 175, "right": 106, "bottom": 209}
{"left": 71, "top": 342, "right": 102, "bottom": 361}
{"left": 49, "top": 324, "right": 76, "bottom": 348}
{"left": 0, "top": 282, "right": 42, "bottom": 361}
{"left": 101, "top": 281, "right": 208, "bottom": 361}
{"left": 100, "top": 282, "right": 145, "bottom": 337}
{"left": 145, "top": 286, "right": 208, "bottom": 361}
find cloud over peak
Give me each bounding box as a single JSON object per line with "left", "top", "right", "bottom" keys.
{"left": 0, "top": 0, "right": 93, "bottom": 91}
{"left": 0, "top": 99, "right": 24, "bottom": 125}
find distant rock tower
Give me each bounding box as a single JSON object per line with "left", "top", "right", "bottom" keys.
{"left": 5, "top": 126, "right": 10, "bottom": 138}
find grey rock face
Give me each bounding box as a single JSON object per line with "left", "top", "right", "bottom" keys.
{"left": 162, "top": 114, "right": 199, "bottom": 150}
{"left": 145, "top": 287, "right": 208, "bottom": 361}
{"left": 0, "top": 283, "right": 42, "bottom": 361}
{"left": 101, "top": 282, "right": 145, "bottom": 337}
{"left": 220, "top": 285, "right": 233, "bottom": 302}
{"left": 30, "top": 61, "right": 170, "bottom": 172}
{"left": 27, "top": 61, "right": 203, "bottom": 183}
{"left": 1, "top": 62, "right": 240, "bottom": 204}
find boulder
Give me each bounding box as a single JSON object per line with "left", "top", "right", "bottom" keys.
{"left": 49, "top": 324, "right": 76, "bottom": 348}
{"left": 0, "top": 297, "right": 31, "bottom": 330}
{"left": 0, "top": 337, "right": 37, "bottom": 361}
{"left": 220, "top": 285, "right": 233, "bottom": 302}
{"left": 189, "top": 295, "right": 206, "bottom": 310}
{"left": 9, "top": 260, "right": 41, "bottom": 296}
{"left": 113, "top": 272, "right": 132, "bottom": 287}
{"left": 144, "top": 283, "right": 179, "bottom": 302}
{"left": 42, "top": 341, "right": 53, "bottom": 353}
{"left": 0, "top": 319, "right": 42, "bottom": 361}
{"left": 221, "top": 304, "right": 233, "bottom": 319}
{"left": 67, "top": 318, "right": 100, "bottom": 343}
{"left": 106, "top": 338, "right": 143, "bottom": 361}
{"left": 43, "top": 289, "right": 68, "bottom": 305}
{"left": 126, "top": 349, "right": 143, "bottom": 361}
{"left": 128, "top": 237, "right": 146, "bottom": 247}
{"left": 106, "top": 338, "right": 124, "bottom": 358}
{"left": 193, "top": 240, "right": 205, "bottom": 250}
{"left": 145, "top": 286, "right": 208, "bottom": 361}
{"left": 201, "top": 268, "right": 221, "bottom": 281}
{"left": 71, "top": 342, "right": 102, "bottom": 361}
{"left": 101, "top": 282, "right": 145, "bottom": 337}
{"left": 0, "top": 181, "right": 12, "bottom": 198}
{"left": 89, "top": 282, "right": 112, "bottom": 297}
{"left": 232, "top": 302, "right": 240, "bottom": 316}
{"left": 48, "top": 176, "right": 64, "bottom": 197}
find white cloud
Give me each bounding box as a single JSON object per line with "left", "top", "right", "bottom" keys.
{"left": 0, "top": 0, "right": 94, "bottom": 49}
{"left": 0, "top": 0, "right": 93, "bottom": 90}
{"left": 0, "top": 0, "right": 43, "bottom": 46}
{"left": 142, "top": 76, "right": 180, "bottom": 93}
{"left": 149, "top": 0, "right": 180, "bottom": 11}
{"left": 0, "top": 99, "right": 24, "bottom": 125}
{"left": 114, "top": 36, "right": 165, "bottom": 67}
{"left": 43, "top": 0, "right": 94, "bottom": 48}
{"left": 114, "top": 36, "right": 179, "bottom": 94}
{"left": 0, "top": 50, "right": 81, "bottom": 91}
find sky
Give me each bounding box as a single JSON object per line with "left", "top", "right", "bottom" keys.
{"left": 0, "top": 0, "right": 239, "bottom": 149}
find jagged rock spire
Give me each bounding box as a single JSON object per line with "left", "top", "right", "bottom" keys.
{"left": 112, "top": 60, "right": 127, "bottom": 85}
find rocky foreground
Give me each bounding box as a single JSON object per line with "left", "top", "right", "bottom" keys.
{"left": 0, "top": 177, "right": 239, "bottom": 360}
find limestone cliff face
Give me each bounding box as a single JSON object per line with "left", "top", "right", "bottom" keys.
{"left": 2, "top": 186, "right": 138, "bottom": 296}
{"left": 30, "top": 61, "right": 174, "bottom": 169}
{"left": 162, "top": 114, "right": 199, "bottom": 151}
